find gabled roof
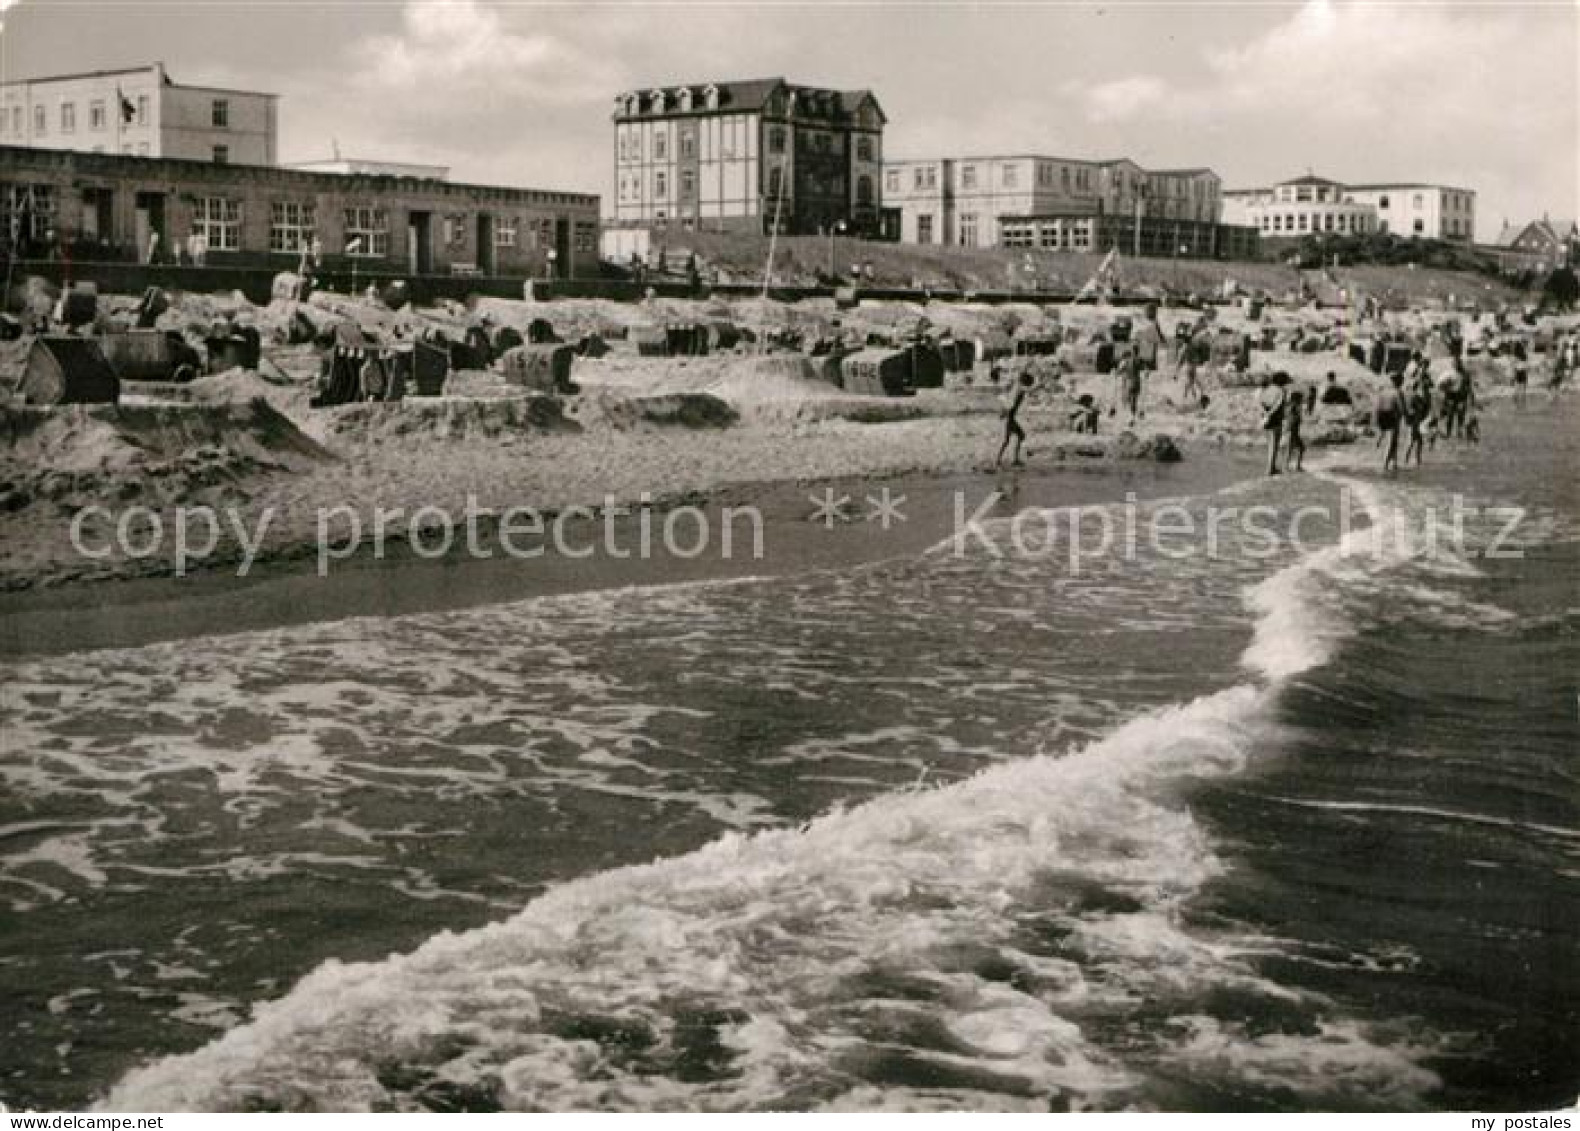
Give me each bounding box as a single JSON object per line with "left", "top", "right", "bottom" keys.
{"left": 1276, "top": 173, "right": 1344, "bottom": 187}
{"left": 1500, "top": 218, "right": 1579, "bottom": 247}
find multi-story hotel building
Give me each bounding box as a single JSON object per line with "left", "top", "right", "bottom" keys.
{"left": 611, "top": 78, "right": 887, "bottom": 236}
{"left": 881, "top": 154, "right": 1234, "bottom": 256}
{"left": 0, "top": 62, "right": 277, "bottom": 167}
{"left": 1223, "top": 175, "right": 1476, "bottom": 242}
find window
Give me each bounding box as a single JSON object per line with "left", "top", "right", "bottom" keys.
{"left": 1413, "top": 219, "right": 1424, "bottom": 234}
{"left": 856, "top": 136, "right": 872, "bottom": 161}
{"left": 2, "top": 184, "right": 56, "bottom": 241}
{"left": 913, "top": 168, "right": 926, "bottom": 190}
{"left": 575, "top": 221, "right": 596, "bottom": 253}
{"left": 212, "top": 144, "right": 229, "bottom": 164}
{"left": 1061, "top": 166, "right": 1070, "bottom": 191}
{"left": 343, "top": 206, "right": 389, "bottom": 256}
{"left": 1378, "top": 195, "right": 1390, "bottom": 209}
{"left": 136, "top": 95, "right": 149, "bottom": 125}
{"left": 856, "top": 174, "right": 873, "bottom": 205}
{"left": 1001, "top": 164, "right": 1018, "bottom": 188}
{"left": 1412, "top": 193, "right": 1423, "bottom": 208}
{"left": 655, "top": 170, "right": 667, "bottom": 199}
{"left": 917, "top": 213, "right": 934, "bottom": 245}
{"left": 924, "top": 167, "right": 937, "bottom": 189}
{"left": 654, "top": 131, "right": 667, "bottom": 159}
{"left": 269, "top": 201, "right": 317, "bottom": 253}
{"left": 33, "top": 105, "right": 44, "bottom": 135}
{"left": 212, "top": 99, "right": 229, "bottom": 128}
{"left": 60, "top": 102, "right": 75, "bottom": 133}
{"left": 959, "top": 213, "right": 978, "bottom": 247}
{"left": 89, "top": 100, "right": 105, "bottom": 131}
{"left": 680, "top": 131, "right": 694, "bottom": 158}
{"left": 496, "top": 217, "right": 518, "bottom": 247}
{"left": 961, "top": 165, "right": 977, "bottom": 190}
{"left": 885, "top": 169, "right": 899, "bottom": 194}
{"left": 137, "top": 142, "right": 149, "bottom": 156}
{"left": 768, "top": 127, "right": 786, "bottom": 155}
{"left": 11, "top": 107, "right": 20, "bottom": 134}
{"left": 767, "top": 167, "right": 782, "bottom": 199}
{"left": 680, "top": 169, "right": 695, "bottom": 198}
{"left": 194, "top": 197, "right": 241, "bottom": 251}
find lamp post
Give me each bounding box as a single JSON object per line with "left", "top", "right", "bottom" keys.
{"left": 827, "top": 219, "right": 846, "bottom": 279}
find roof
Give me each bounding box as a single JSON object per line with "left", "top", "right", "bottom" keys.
{"left": 1345, "top": 182, "right": 1475, "bottom": 194}
{"left": 614, "top": 79, "right": 885, "bottom": 124}
{"left": 1497, "top": 217, "right": 1579, "bottom": 247}
{"left": 1151, "top": 167, "right": 1218, "bottom": 177}
{"left": 0, "top": 62, "right": 277, "bottom": 99}
{"left": 1276, "top": 174, "right": 1344, "bottom": 187}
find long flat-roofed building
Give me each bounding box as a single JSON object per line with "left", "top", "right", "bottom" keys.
{"left": 1, "top": 145, "right": 600, "bottom": 278}
{"left": 883, "top": 153, "right": 1242, "bottom": 257}
{"left": 0, "top": 62, "right": 277, "bottom": 166}
{"left": 1223, "top": 174, "right": 1475, "bottom": 242}
{"left": 611, "top": 78, "right": 887, "bottom": 236}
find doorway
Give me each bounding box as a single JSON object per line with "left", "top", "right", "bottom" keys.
{"left": 81, "top": 188, "right": 114, "bottom": 253}
{"left": 554, "top": 218, "right": 571, "bottom": 279}
{"left": 134, "top": 191, "right": 165, "bottom": 263}
{"left": 407, "top": 211, "right": 432, "bottom": 274}
{"left": 475, "top": 213, "right": 494, "bottom": 275}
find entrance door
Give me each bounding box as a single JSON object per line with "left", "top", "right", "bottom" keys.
{"left": 554, "top": 218, "right": 571, "bottom": 279}
{"left": 475, "top": 213, "right": 494, "bottom": 275}
{"left": 407, "top": 211, "right": 432, "bottom": 274}
{"left": 80, "top": 189, "right": 114, "bottom": 251}
{"left": 134, "top": 191, "right": 165, "bottom": 262}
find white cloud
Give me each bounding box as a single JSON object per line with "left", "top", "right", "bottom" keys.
{"left": 1069, "top": 0, "right": 1578, "bottom": 236}
{"left": 357, "top": 0, "right": 617, "bottom": 105}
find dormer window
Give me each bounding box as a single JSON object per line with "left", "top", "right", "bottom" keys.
{"left": 623, "top": 94, "right": 639, "bottom": 117}
{"left": 677, "top": 87, "right": 693, "bottom": 111}
{"left": 649, "top": 89, "right": 667, "bottom": 113}
{"left": 703, "top": 84, "right": 719, "bottom": 110}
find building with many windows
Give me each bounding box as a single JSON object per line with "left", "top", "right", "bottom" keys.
{"left": 882, "top": 153, "right": 1241, "bottom": 257}
{"left": 1222, "top": 174, "right": 1476, "bottom": 242}
{"left": 0, "top": 63, "right": 278, "bottom": 166}
{"left": 1, "top": 145, "right": 599, "bottom": 277}
{"left": 611, "top": 78, "right": 887, "bottom": 236}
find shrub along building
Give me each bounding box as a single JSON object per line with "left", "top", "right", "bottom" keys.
{"left": 611, "top": 78, "right": 887, "bottom": 237}
{"left": 882, "top": 153, "right": 1254, "bottom": 259}
{"left": 0, "top": 145, "right": 600, "bottom": 278}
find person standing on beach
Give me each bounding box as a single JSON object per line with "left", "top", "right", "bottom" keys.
{"left": 1257, "top": 373, "right": 1287, "bottom": 476}
{"left": 1403, "top": 371, "right": 1433, "bottom": 466}
{"left": 1376, "top": 371, "right": 1406, "bottom": 473}
{"left": 995, "top": 371, "right": 1034, "bottom": 469}
{"left": 1284, "top": 381, "right": 1306, "bottom": 472}
{"left": 1134, "top": 302, "right": 1164, "bottom": 381}
{"left": 1119, "top": 349, "right": 1144, "bottom": 424}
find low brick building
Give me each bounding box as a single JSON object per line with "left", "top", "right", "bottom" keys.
{"left": 1, "top": 145, "right": 601, "bottom": 278}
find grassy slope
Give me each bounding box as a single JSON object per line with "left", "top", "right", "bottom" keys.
{"left": 654, "top": 229, "right": 1525, "bottom": 307}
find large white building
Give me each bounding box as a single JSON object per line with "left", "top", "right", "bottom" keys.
{"left": 1223, "top": 174, "right": 1475, "bottom": 242}
{"left": 0, "top": 62, "right": 277, "bottom": 166}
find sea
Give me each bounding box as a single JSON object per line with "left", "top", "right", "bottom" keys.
{"left": 2, "top": 399, "right": 1575, "bottom": 1112}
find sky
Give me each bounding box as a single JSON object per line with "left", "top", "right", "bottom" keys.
{"left": 1, "top": 0, "right": 1575, "bottom": 240}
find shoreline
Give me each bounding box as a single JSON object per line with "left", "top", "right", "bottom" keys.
{"left": 0, "top": 446, "right": 1259, "bottom": 657}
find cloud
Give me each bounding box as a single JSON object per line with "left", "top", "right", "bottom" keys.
{"left": 1068, "top": 0, "right": 1577, "bottom": 235}
{"left": 357, "top": 0, "right": 618, "bottom": 105}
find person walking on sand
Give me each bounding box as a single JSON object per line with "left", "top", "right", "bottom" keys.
{"left": 1257, "top": 373, "right": 1287, "bottom": 476}
{"left": 1376, "top": 371, "right": 1406, "bottom": 473}
{"left": 995, "top": 371, "right": 1034, "bottom": 469}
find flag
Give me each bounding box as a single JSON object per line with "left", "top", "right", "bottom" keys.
{"left": 118, "top": 87, "right": 136, "bottom": 124}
